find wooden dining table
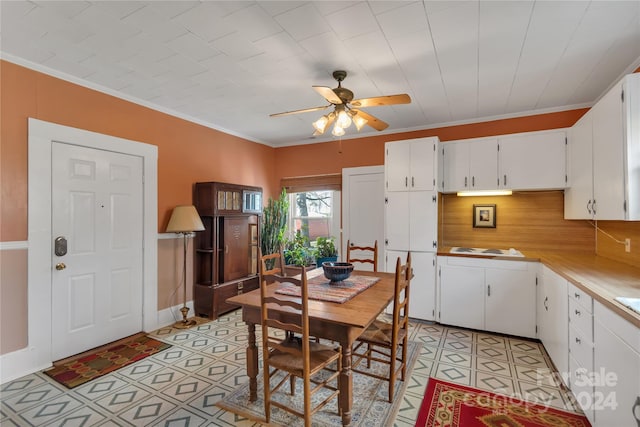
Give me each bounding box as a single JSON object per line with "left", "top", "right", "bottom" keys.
{"left": 226, "top": 269, "right": 396, "bottom": 427}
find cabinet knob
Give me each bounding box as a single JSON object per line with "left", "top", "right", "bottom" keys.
{"left": 574, "top": 292, "right": 580, "bottom": 299}
{"left": 575, "top": 309, "right": 581, "bottom": 316}
{"left": 575, "top": 337, "right": 581, "bottom": 344}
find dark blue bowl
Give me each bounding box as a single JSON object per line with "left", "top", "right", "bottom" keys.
{"left": 322, "top": 262, "right": 354, "bottom": 282}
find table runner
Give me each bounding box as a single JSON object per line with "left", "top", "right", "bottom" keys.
{"left": 276, "top": 273, "right": 380, "bottom": 304}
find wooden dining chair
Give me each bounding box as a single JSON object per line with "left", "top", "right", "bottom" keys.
{"left": 352, "top": 252, "right": 411, "bottom": 402}
{"left": 259, "top": 264, "right": 342, "bottom": 426}
{"left": 346, "top": 240, "right": 378, "bottom": 272}
{"left": 259, "top": 249, "right": 287, "bottom": 284}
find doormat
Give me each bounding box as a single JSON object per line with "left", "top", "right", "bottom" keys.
{"left": 216, "top": 341, "right": 420, "bottom": 426}
{"left": 44, "top": 335, "right": 172, "bottom": 389}
{"left": 415, "top": 378, "right": 590, "bottom": 427}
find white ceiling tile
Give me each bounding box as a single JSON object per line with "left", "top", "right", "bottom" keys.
{"left": 122, "top": 4, "right": 187, "bottom": 43}
{"left": 149, "top": 1, "right": 199, "bottom": 20}
{"left": 224, "top": 4, "right": 282, "bottom": 42}
{"left": 42, "top": 54, "right": 93, "bottom": 79}
{"left": 507, "top": 1, "right": 589, "bottom": 112}
{"left": 72, "top": 4, "right": 142, "bottom": 41}
{"left": 477, "top": 1, "right": 532, "bottom": 116}
{"left": 164, "top": 32, "right": 221, "bottom": 63}
{"left": 32, "top": 0, "right": 90, "bottom": 19}
{"left": 259, "top": 1, "right": 307, "bottom": 17}
{"left": 91, "top": 1, "right": 145, "bottom": 20}
{"left": 376, "top": 2, "right": 428, "bottom": 39}
{"left": 173, "top": 2, "right": 238, "bottom": 42}
{"left": 274, "top": 3, "right": 332, "bottom": 41}
{"left": 369, "top": 1, "right": 419, "bottom": 16}
{"left": 252, "top": 31, "right": 305, "bottom": 61}
{"left": 210, "top": 32, "right": 264, "bottom": 61}
{"left": 325, "top": 2, "right": 379, "bottom": 41}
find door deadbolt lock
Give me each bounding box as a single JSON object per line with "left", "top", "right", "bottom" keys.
{"left": 54, "top": 236, "right": 67, "bottom": 256}
{"left": 55, "top": 263, "right": 66, "bottom": 271}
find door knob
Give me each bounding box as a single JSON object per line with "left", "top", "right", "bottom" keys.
{"left": 55, "top": 263, "right": 66, "bottom": 270}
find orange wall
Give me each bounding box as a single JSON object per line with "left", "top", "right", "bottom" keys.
{"left": 0, "top": 60, "right": 278, "bottom": 241}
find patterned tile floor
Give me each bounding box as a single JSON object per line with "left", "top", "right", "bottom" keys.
{"left": 1, "top": 310, "right": 581, "bottom": 426}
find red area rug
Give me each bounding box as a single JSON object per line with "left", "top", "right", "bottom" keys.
{"left": 415, "top": 378, "right": 590, "bottom": 427}
{"left": 44, "top": 335, "right": 171, "bottom": 389}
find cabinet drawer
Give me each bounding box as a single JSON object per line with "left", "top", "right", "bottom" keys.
{"left": 569, "top": 298, "right": 593, "bottom": 340}
{"left": 568, "top": 284, "right": 593, "bottom": 313}
{"left": 569, "top": 325, "right": 593, "bottom": 370}
{"left": 215, "top": 277, "right": 259, "bottom": 318}
{"left": 568, "top": 355, "right": 595, "bottom": 425}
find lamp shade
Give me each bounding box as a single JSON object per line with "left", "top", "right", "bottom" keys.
{"left": 166, "top": 205, "right": 205, "bottom": 233}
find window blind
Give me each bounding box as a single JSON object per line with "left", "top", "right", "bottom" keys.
{"left": 280, "top": 174, "right": 342, "bottom": 193}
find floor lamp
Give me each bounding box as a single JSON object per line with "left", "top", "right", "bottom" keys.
{"left": 166, "top": 205, "right": 205, "bottom": 329}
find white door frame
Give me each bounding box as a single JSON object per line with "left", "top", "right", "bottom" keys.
{"left": 341, "top": 165, "right": 384, "bottom": 266}
{"left": 15, "top": 118, "right": 158, "bottom": 378}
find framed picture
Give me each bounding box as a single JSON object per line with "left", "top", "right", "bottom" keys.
{"left": 473, "top": 204, "right": 496, "bottom": 228}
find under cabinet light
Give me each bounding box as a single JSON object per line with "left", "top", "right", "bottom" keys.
{"left": 457, "top": 190, "right": 513, "bottom": 197}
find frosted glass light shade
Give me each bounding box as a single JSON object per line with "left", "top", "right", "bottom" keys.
{"left": 166, "top": 205, "right": 205, "bottom": 233}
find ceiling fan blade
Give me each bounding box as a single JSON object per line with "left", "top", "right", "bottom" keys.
{"left": 313, "top": 86, "right": 343, "bottom": 104}
{"left": 353, "top": 109, "right": 389, "bottom": 131}
{"left": 351, "top": 94, "right": 411, "bottom": 108}
{"left": 270, "top": 105, "right": 329, "bottom": 117}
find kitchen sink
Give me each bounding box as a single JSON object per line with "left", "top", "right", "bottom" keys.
{"left": 450, "top": 247, "right": 524, "bottom": 257}
{"left": 615, "top": 296, "right": 640, "bottom": 315}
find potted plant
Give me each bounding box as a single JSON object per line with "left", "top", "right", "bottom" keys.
{"left": 284, "top": 229, "right": 316, "bottom": 268}
{"left": 314, "top": 236, "right": 338, "bottom": 266}
{"left": 261, "top": 188, "right": 289, "bottom": 269}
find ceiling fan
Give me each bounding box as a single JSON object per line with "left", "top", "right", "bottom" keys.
{"left": 270, "top": 70, "right": 411, "bottom": 136}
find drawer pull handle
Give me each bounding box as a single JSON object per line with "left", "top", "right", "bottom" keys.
{"left": 238, "top": 283, "right": 244, "bottom": 290}
{"left": 574, "top": 292, "right": 580, "bottom": 299}
{"left": 575, "top": 309, "right": 581, "bottom": 316}
{"left": 575, "top": 337, "right": 581, "bottom": 344}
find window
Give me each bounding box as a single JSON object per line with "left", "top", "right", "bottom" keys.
{"left": 287, "top": 190, "right": 341, "bottom": 254}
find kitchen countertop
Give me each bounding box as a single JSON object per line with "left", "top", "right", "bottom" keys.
{"left": 438, "top": 248, "right": 640, "bottom": 328}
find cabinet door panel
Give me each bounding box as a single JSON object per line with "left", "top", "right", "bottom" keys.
{"left": 439, "top": 264, "right": 484, "bottom": 330}
{"left": 469, "top": 138, "right": 498, "bottom": 190}
{"left": 222, "top": 217, "right": 249, "bottom": 282}
{"left": 485, "top": 267, "right": 536, "bottom": 338}
{"left": 592, "top": 81, "right": 626, "bottom": 220}
{"left": 442, "top": 142, "right": 469, "bottom": 192}
{"left": 540, "top": 266, "right": 569, "bottom": 377}
{"left": 594, "top": 314, "right": 640, "bottom": 427}
{"left": 498, "top": 130, "right": 567, "bottom": 190}
{"left": 565, "top": 114, "right": 594, "bottom": 219}
{"left": 410, "top": 252, "right": 436, "bottom": 321}
{"left": 385, "top": 141, "right": 410, "bottom": 191}
{"left": 410, "top": 139, "right": 435, "bottom": 191}
{"left": 385, "top": 192, "right": 409, "bottom": 250}
{"left": 409, "top": 192, "right": 436, "bottom": 251}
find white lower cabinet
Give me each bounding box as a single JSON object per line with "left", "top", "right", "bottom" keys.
{"left": 386, "top": 251, "right": 436, "bottom": 321}
{"left": 593, "top": 300, "right": 640, "bottom": 427}
{"left": 538, "top": 265, "right": 569, "bottom": 384}
{"left": 438, "top": 256, "right": 537, "bottom": 338}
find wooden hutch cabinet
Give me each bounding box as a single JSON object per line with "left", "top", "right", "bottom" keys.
{"left": 193, "top": 181, "right": 262, "bottom": 319}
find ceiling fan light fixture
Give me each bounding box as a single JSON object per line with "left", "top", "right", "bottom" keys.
{"left": 336, "top": 109, "right": 352, "bottom": 129}
{"left": 313, "top": 115, "right": 330, "bottom": 134}
{"left": 332, "top": 125, "right": 345, "bottom": 137}
{"left": 352, "top": 113, "right": 368, "bottom": 131}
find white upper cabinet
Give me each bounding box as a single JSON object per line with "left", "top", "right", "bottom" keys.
{"left": 441, "top": 138, "right": 498, "bottom": 192}
{"left": 385, "top": 137, "right": 438, "bottom": 192}
{"left": 565, "top": 73, "right": 640, "bottom": 220}
{"left": 440, "top": 129, "right": 567, "bottom": 193}
{"left": 498, "top": 130, "right": 567, "bottom": 191}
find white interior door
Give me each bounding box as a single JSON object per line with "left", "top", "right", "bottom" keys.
{"left": 342, "top": 166, "right": 384, "bottom": 271}
{"left": 52, "top": 142, "right": 143, "bottom": 360}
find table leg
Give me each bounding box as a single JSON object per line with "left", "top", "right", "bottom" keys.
{"left": 340, "top": 340, "right": 353, "bottom": 426}
{"left": 246, "top": 322, "right": 258, "bottom": 401}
